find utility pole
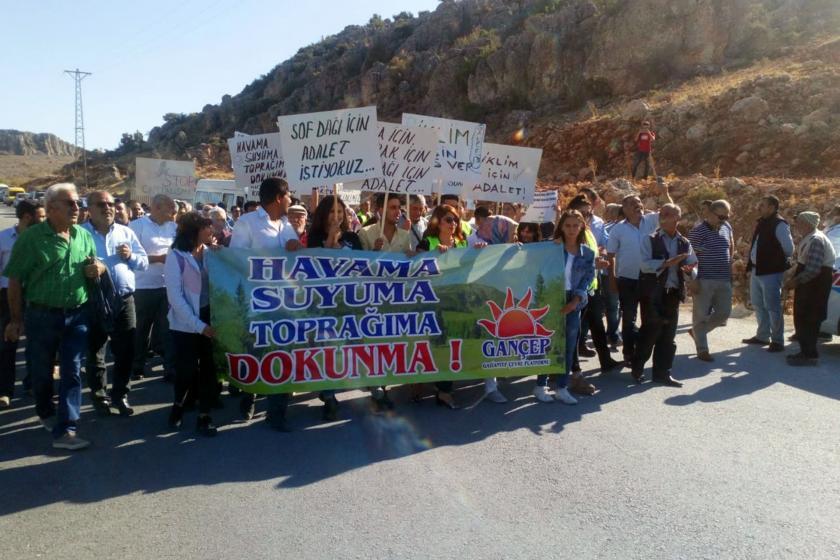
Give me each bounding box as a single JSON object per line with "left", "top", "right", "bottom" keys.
{"left": 64, "top": 68, "right": 92, "bottom": 189}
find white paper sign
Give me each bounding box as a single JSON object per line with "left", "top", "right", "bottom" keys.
{"left": 135, "top": 158, "right": 196, "bottom": 202}
{"left": 521, "top": 190, "right": 558, "bottom": 224}
{"left": 464, "top": 143, "right": 542, "bottom": 204}
{"left": 344, "top": 122, "right": 438, "bottom": 195}
{"left": 401, "top": 113, "right": 485, "bottom": 196}
{"left": 277, "top": 106, "right": 381, "bottom": 191}
{"left": 227, "top": 132, "right": 286, "bottom": 199}
{"left": 316, "top": 183, "right": 361, "bottom": 206}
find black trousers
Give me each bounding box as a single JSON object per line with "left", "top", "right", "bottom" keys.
{"left": 86, "top": 294, "right": 136, "bottom": 401}
{"left": 617, "top": 278, "right": 642, "bottom": 362}
{"left": 581, "top": 291, "right": 614, "bottom": 368}
{"left": 632, "top": 151, "right": 651, "bottom": 179}
{"left": 793, "top": 267, "right": 833, "bottom": 359}
{"left": 171, "top": 307, "right": 216, "bottom": 414}
{"left": 0, "top": 288, "right": 19, "bottom": 398}
{"left": 632, "top": 288, "right": 681, "bottom": 377}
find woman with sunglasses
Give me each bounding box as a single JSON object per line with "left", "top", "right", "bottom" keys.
{"left": 413, "top": 204, "right": 468, "bottom": 408}
{"left": 533, "top": 210, "right": 595, "bottom": 405}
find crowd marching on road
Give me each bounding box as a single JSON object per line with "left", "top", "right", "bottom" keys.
{"left": 0, "top": 177, "right": 837, "bottom": 451}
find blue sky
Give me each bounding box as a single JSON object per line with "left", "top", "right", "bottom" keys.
{"left": 0, "top": 0, "right": 440, "bottom": 151}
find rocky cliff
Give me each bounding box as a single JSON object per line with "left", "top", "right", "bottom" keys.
{"left": 0, "top": 130, "right": 77, "bottom": 157}
{"left": 133, "top": 0, "right": 838, "bottom": 161}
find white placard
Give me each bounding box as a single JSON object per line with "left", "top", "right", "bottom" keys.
{"left": 464, "top": 143, "right": 542, "bottom": 204}
{"left": 277, "top": 106, "right": 381, "bottom": 191}
{"left": 227, "top": 132, "right": 287, "bottom": 199}
{"left": 520, "top": 190, "right": 558, "bottom": 224}
{"left": 343, "top": 122, "right": 438, "bottom": 195}
{"left": 134, "top": 157, "right": 196, "bottom": 202}
{"left": 315, "top": 183, "right": 361, "bottom": 206}
{"left": 401, "top": 113, "right": 485, "bottom": 196}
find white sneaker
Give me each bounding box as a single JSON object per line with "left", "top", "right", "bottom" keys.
{"left": 483, "top": 389, "right": 508, "bottom": 403}
{"left": 52, "top": 432, "right": 90, "bottom": 451}
{"left": 532, "top": 386, "right": 554, "bottom": 403}
{"left": 554, "top": 388, "right": 578, "bottom": 405}
{"left": 0, "top": 395, "right": 10, "bottom": 408}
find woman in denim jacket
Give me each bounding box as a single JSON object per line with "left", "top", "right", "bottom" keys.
{"left": 534, "top": 210, "right": 595, "bottom": 405}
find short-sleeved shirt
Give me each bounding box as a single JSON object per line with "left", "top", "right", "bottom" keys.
{"left": 606, "top": 213, "right": 660, "bottom": 280}
{"left": 229, "top": 206, "right": 297, "bottom": 251}
{"left": 687, "top": 221, "right": 732, "bottom": 280}
{"left": 129, "top": 215, "right": 177, "bottom": 289}
{"left": 0, "top": 226, "right": 20, "bottom": 290}
{"left": 3, "top": 221, "right": 97, "bottom": 308}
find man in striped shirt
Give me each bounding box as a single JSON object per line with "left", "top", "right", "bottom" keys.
{"left": 687, "top": 200, "right": 735, "bottom": 361}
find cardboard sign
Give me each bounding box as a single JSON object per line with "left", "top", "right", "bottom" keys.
{"left": 464, "top": 143, "right": 542, "bottom": 204}
{"left": 277, "top": 106, "right": 381, "bottom": 190}
{"left": 315, "top": 183, "right": 362, "bottom": 206}
{"left": 227, "top": 132, "right": 286, "bottom": 199}
{"left": 134, "top": 158, "right": 196, "bottom": 203}
{"left": 344, "top": 122, "right": 438, "bottom": 195}
{"left": 521, "top": 190, "right": 558, "bottom": 224}
{"left": 401, "top": 114, "right": 485, "bottom": 196}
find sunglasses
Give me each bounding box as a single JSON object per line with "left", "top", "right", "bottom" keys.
{"left": 715, "top": 214, "right": 729, "bottom": 221}
{"left": 60, "top": 199, "right": 81, "bottom": 208}
{"left": 95, "top": 201, "right": 115, "bottom": 208}
{"left": 442, "top": 216, "right": 459, "bottom": 225}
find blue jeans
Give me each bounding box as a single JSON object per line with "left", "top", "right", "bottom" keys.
{"left": 537, "top": 294, "right": 581, "bottom": 389}
{"left": 25, "top": 305, "right": 89, "bottom": 437}
{"left": 750, "top": 272, "right": 784, "bottom": 345}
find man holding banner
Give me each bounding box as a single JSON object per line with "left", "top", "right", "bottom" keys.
{"left": 229, "top": 177, "right": 300, "bottom": 429}
{"left": 359, "top": 194, "right": 411, "bottom": 253}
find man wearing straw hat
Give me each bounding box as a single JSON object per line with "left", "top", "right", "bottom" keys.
{"left": 784, "top": 211, "right": 837, "bottom": 366}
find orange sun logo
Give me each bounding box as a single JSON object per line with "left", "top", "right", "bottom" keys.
{"left": 477, "top": 287, "right": 554, "bottom": 339}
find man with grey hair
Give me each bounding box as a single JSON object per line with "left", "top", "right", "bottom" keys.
{"left": 82, "top": 191, "right": 148, "bottom": 416}
{"left": 3, "top": 183, "right": 105, "bottom": 449}
{"left": 606, "top": 182, "right": 673, "bottom": 367}
{"left": 404, "top": 194, "right": 428, "bottom": 251}
{"left": 208, "top": 207, "right": 231, "bottom": 247}
{"left": 632, "top": 203, "right": 697, "bottom": 386}
{"left": 784, "top": 211, "right": 837, "bottom": 366}
{"left": 687, "top": 199, "right": 735, "bottom": 361}
{"left": 129, "top": 194, "right": 178, "bottom": 381}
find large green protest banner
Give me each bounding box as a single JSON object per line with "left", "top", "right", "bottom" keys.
{"left": 207, "top": 243, "right": 566, "bottom": 394}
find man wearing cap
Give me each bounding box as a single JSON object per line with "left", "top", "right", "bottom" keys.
{"left": 287, "top": 204, "right": 308, "bottom": 246}
{"left": 784, "top": 211, "right": 837, "bottom": 366}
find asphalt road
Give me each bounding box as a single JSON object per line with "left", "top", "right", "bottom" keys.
{"left": 1, "top": 204, "right": 839, "bottom": 559}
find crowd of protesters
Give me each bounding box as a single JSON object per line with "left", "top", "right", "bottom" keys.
{"left": 0, "top": 177, "right": 836, "bottom": 450}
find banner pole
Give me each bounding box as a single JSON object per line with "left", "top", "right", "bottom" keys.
{"left": 380, "top": 191, "right": 390, "bottom": 240}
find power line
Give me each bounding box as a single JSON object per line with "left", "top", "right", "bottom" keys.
{"left": 64, "top": 68, "right": 92, "bottom": 189}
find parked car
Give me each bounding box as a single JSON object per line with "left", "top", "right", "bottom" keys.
{"left": 13, "top": 192, "right": 27, "bottom": 208}
{"left": 820, "top": 225, "right": 840, "bottom": 337}
{"left": 5, "top": 186, "right": 24, "bottom": 206}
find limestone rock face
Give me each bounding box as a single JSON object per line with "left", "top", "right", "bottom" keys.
{"left": 0, "top": 130, "right": 77, "bottom": 156}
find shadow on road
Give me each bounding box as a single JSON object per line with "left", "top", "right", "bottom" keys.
{"left": 1, "top": 321, "right": 838, "bottom": 517}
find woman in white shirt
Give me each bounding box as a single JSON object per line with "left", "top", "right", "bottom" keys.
{"left": 164, "top": 212, "right": 218, "bottom": 436}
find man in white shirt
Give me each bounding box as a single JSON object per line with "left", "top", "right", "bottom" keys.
{"left": 129, "top": 194, "right": 178, "bottom": 382}
{"left": 0, "top": 200, "right": 45, "bottom": 408}
{"left": 229, "top": 178, "right": 303, "bottom": 431}
{"left": 606, "top": 183, "right": 672, "bottom": 365}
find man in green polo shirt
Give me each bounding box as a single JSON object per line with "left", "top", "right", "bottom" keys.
{"left": 3, "top": 183, "right": 104, "bottom": 450}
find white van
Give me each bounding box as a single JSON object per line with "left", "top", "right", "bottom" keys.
{"left": 194, "top": 179, "right": 243, "bottom": 209}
